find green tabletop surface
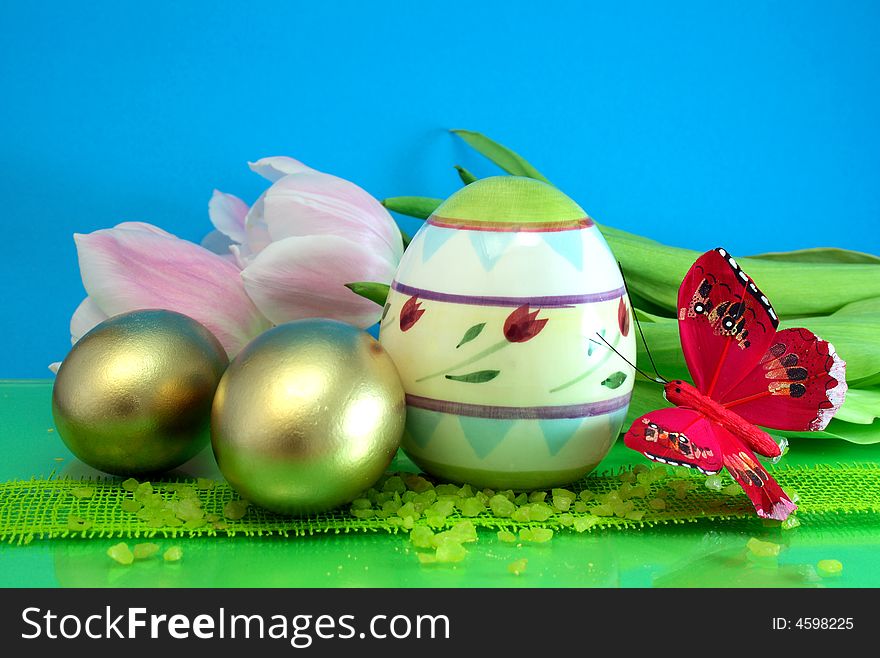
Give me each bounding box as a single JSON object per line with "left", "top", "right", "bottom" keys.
{"left": 1, "top": 380, "right": 879, "bottom": 588}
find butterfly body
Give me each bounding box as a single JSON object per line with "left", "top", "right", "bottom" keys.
{"left": 624, "top": 248, "right": 846, "bottom": 521}
{"left": 663, "top": 379, "right": 780, "bottom": 461}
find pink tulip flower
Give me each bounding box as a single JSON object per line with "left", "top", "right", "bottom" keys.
{"left": 67, "top": 221, "right": 271, "bottom": 359}
{"left": 206, "top": 156, "right": 404, "bottom": 328}
{"left": 53, "top": 157, "right": 402, "bottom": 370}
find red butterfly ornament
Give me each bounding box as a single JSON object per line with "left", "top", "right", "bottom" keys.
{"left": 624, "top": 248, "right": 847, "bottom": 521}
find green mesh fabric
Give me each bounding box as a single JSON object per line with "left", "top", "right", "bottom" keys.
{"left": 2, "top": 463, "right": 879, "bottom": 545}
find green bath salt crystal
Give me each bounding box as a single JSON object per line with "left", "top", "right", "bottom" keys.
{"left": 403, "top": 474, "right": 433, "bottom": 493}
{"left": 573, "top": 516, "right": 598, "bottom": 533}
{"left": 429, "top": 499, "right": 456, "bottom": 517}
{"left": 781, "top": 515, "right": 801, "bottom": 530}
{"left": 648, "top": 498, "right": 666, "bottom": 510}
{"left": 350, "top": 498, "right": 372, "bottom": 510}
{"left": 446, "top": 520, "right": 478, "bottom": 544}
{"left": 223, "top": 500, "right": 249, "bottom": 520}
{"left": 511, "top": 507, "right": 531, "bottom": 523}
{"left": 196, "top": 478, "right": 215, "bottom": 490}
{"left": 746, "top": 537, "right": 781, "bottom": 558}
{"left": 489, "top": 494, "right": 516, "bottom": 517}
{"left": 121, "top": 478, "right": 139, "bottom": 492}
{"left": 573, "top": 501, "right": 589, "bottom": 513}
{"left": 133, "top": 543, "right": 160, "bottom": 560}
{"left": 526, "top": 503, "right": 554, "bottom": 522}
{"left": 520, "top": 528, "right": 553, "bottom": 543}
{"left": 397, "top": 502, "right": 420, "bottom": 520}
{"left": 459, "top": 497, "right": 485, "bottom": 517}
{"left": 508, "top": 558, "right": 528, "bottom": 576}
{"left": 410, "top": 526, "right": 435, "bottom": 549}
{"left": 528, "top": 491, "right": 547, "bottom": 503}
{"left": 107, "top": 542, "right": 134, "bottom": 565}
{"left": 552, "top": 491, "right": 574, "bottom": 511}
{"left": 70, "top": 486, "right": 95, "bottom": 499}
{"left": 120, "top": 499, "right": 142, "bottom": 513}
{"left": 497, "top": 530, "right": 517, "bottom": 543}
{"left": 382, "top": 476, "right": 406, "bottom": 494}
{"left": 163, "top": 546, "right": 183, "bottom": 562}
{"left": 175, "top": 503, "right": 204, "bottom": 523}
{"left": 721, "top": 484, "right": 741, "bottom": 496}
{"left": 704, "top": 474, "right": 724, "bottom": 491}
{"left": 133, "top": 482, "right": 153, "bottom": 501}
{"left": 817, "top": 559, "right": 843, "bottom": 577}
{"left": 434, "top": 540, "right": 467, "bottom": 563}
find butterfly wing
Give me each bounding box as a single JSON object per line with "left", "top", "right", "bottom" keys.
{"left": 624, "top": 407, "right": 723, "bottom": 474}
{"left": 678, "top": 248, "right": 780, "bottom": 400}
{"left": 721, "top": 328, "right": 847, "bottom": 431}
{"left": 715, "top": 424, "right": 797, "bottom": 520}
{"left": 625, "top": 407, "right": 797, "bottom": 520}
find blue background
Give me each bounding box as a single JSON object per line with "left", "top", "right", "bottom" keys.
{"left": 2, "top": 1, "right": 878, "bottom": 377}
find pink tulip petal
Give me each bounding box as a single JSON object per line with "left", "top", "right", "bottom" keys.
{"left": 241, "top": 193, "right": 272, "bottom": 262}
{"left": 113, "top": 221, "right": 176, "bottom": 238}
{"left": 248, "top": 156, "right": 315, "bottom": 182}
{"left": 208, "top": 189, "right": 248, "bottom": 243}
{"left": 75, "top": 227, "right": 270, "bottom": 356}
{"left": 260, "top": 172, "right": 403, "bottom": 261}
{"left": 70, "top": 296, "right": 109, "bottom": 344}
{"left": 241, "top": 235, "right": 396, "bottom": 328}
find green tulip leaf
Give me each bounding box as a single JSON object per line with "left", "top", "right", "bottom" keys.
{"left": 345, "top": 282, "right": 390, "bottom": 307}
{"left": 451, "top": 129, "right": 550, "bottom": 183}
{"left": 456, "top": 323, "right": 486, "bottom": 348}
{"left": 381, "top": 196, "right": 443, "bottom": 219}
{"left": 835, "top": 388, "right": 880, "bottom": 425}
{"left": 601, "top": 371, "right": 628, "bottom": 389}
{"left": 455, "top": 165, "right": 478, "bottom": 185}
{"left": 751, "top": 247, "right": 880, "bottom": 265}
{"left": 445, "top": 370, "right": 501, "bottom": 383}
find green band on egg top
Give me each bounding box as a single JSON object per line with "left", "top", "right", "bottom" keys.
{"left": 429, "top": 176, "right": 590, "bottom": 230}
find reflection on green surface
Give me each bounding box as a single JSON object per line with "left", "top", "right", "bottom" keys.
{"left": 30, "top": 519, "right": 879, "bottom": 588}
{"left": 2, "top": 380, "right": 880, "bottom": 588}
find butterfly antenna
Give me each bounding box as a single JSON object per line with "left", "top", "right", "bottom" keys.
{"left": 590, "top": 333, "right": 665, "bottom": 385}
{"left": 617, "top": 261, "right": 667, "bottom": 384}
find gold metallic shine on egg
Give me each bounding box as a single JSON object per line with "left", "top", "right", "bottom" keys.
{"left": 211, "top": 319, "right": 406, "bottom": 515}
{"left": 52, "top": 309, "right": 229, "bottom": 476}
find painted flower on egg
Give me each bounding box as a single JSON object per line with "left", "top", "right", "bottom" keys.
{"left": 399, "top": 296, "right": 426, "bottom": 332}
{"left": 503, "top": 304, "right": 548, "bottom": 343}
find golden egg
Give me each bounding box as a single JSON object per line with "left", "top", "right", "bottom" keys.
{"left": 211, "top": 319, "right": 406, "bottom": 515}
{"left": 52, "top": 309, "right": 228, "bottom": 475}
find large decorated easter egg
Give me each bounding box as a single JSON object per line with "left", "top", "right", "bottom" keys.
{"left": 379, "top": 176, "right": 636, "bottom": 489}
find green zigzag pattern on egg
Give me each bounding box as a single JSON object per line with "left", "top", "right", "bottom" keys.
{"left": 405, "top": 406, "right": 595, "bottom": 460}
{"left": 420, "top": 176, "right": 594, "bottom": 271}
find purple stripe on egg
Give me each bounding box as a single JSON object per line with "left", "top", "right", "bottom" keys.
{"left": 405, "top": 393, "right": 631, "bottom": 420}
{"left": 390, "top": 281, "right": 626, "bottom": 308}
